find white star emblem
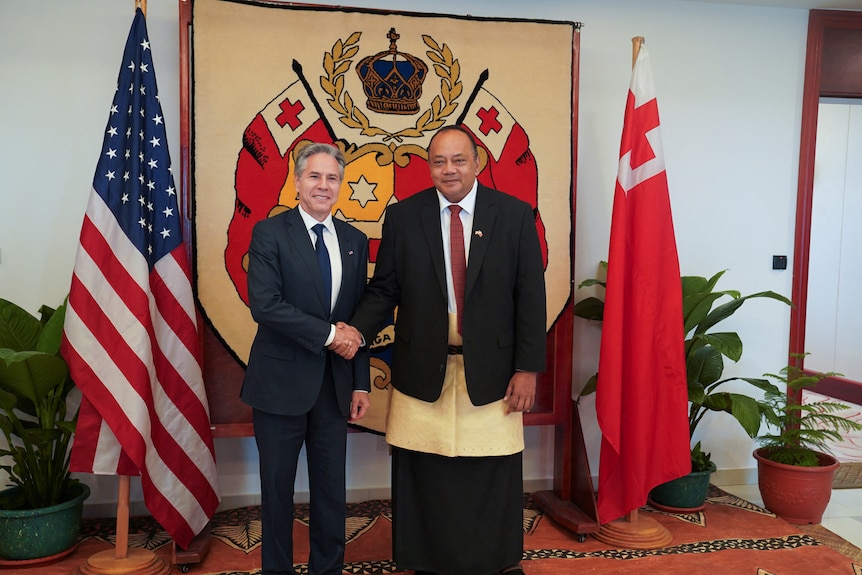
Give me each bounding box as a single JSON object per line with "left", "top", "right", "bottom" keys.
{"left": 348, "top": 176, "right": 379, "bottom": 208}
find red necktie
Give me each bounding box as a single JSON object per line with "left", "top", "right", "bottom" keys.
{"left": 449, "top": 205, "right": 466, "bottom": 334}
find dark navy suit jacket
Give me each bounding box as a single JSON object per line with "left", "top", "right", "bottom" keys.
{"left": 241, "top": 207, "right": 370, "bottom": 416}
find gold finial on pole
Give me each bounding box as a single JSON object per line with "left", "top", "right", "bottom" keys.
{"left": 135, "top": 0, "right": 146, "bottom": 16}
{"left": 632, "top": 36, "right": 645, "bottom": 69}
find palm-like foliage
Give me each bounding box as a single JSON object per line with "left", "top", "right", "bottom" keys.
{"left": 756, "top": 363, "right": 862, "bottom": 467}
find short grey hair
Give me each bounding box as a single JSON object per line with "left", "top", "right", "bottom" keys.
{"left": 294, "top": 142, "right": 346, "bottom": 180}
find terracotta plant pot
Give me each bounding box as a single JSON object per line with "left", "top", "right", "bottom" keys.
{"left": 753, "top": 447, "right": 839, "bottom": 524}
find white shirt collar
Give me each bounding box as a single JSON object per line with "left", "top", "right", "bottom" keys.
{"left": 436, "top": 180, "right": 478, "bottom": 214}
{"left": 297, "top": 206, "right": 334, "bottom": 233}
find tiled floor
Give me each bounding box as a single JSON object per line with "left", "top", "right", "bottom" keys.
{"left": 720, "top": 483, "right": 862, "bottom": 549}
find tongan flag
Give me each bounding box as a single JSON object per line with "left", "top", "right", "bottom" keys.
{"left": 62, "top": 9, "right": 220, "bottom": 548}
{"left": 595, "top": 43, "right": 690, "bottom": 524}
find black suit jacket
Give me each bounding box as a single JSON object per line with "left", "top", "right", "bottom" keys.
{"left": 241, "top": 207, "right": 370, "bottom": 417}
{"left": 352, "top": 185, "right": 546, "bottom": 406}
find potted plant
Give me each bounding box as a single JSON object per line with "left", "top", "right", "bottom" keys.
{"left": 753, "top": 362, "right": 862, "bottom": 524}
{"left": 575, "top": 267, "right": 792, "bottom": 509}
{"left": 0, "top": 298, "right": 89, "bottom": 562}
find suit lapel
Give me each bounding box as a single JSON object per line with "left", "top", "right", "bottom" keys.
{"left": 419, "top": 190, "right": 448, "bottom": 299}
{"left": 467, "top": 186, "right": 496, "bottom": 299}
{"left": 285, "top": 208, "right": 330, "bottom": 314}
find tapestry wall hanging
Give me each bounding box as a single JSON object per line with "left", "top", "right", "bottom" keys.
{"left": 188, "top": 0, "right": 578, "bottom": 433}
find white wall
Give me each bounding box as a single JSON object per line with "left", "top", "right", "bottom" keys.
{"left": 1, "top": 0, "right": 819, "bottom": 512}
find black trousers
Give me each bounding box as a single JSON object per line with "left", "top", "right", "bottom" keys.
{"left": 253, "top": 363, "right": 347, "bottom": 575}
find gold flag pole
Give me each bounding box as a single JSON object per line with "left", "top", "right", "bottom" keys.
{"left": 135, "top": 0, "right": 147, "bottom": 15}
{"left": 632, "top": 35, "right": 644, "bottom": 69}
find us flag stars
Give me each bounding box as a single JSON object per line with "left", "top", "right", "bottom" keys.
{"left": 93, "top": 32, "right": 181, "bottom": 267}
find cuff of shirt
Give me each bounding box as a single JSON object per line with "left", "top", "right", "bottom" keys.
{"left": 325, "top": 324, "right": 335, "bottom": 347}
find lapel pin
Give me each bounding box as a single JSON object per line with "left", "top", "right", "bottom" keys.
{"left": 475, "top": 230, "right": 483, "bottom": 238}
{"left": 348, "top": 250, "right": 354, "bottom": 255}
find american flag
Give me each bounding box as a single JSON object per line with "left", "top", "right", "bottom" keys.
{"left": 61, "top": 9, "right": 220, "bottom": 549}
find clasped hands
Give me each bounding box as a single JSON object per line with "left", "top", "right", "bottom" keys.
{"left": 327, "top": 321, "right": 363, "bottom": 360}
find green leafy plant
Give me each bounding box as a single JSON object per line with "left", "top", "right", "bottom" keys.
{"left": 574, "top": 266, "right": 792, "bottom": 471}
{"left": 756, "top": 362, "right": 862, "bottom": 467}
{"left": 682, "top": 271, "right": 791, "bottom": 442}
{"left": 690, "top": 441, "right": 717, "bottom": 474}
{"left": 0, "top": 298, "right": 78, "bottom": 510}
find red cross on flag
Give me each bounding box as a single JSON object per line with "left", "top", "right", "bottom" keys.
{"left": 595, "top": 43, "right": 690, "bottom": 524}
{"left": 462, "top": 87, "right": 514, "bottom": 161}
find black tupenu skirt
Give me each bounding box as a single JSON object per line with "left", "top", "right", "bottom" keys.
{"left": 391, "top": 446, "right": 524, "bottom": 575}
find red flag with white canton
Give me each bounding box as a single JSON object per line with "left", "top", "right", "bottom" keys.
{"left": 595, "top": 44, "right": 690, "bottom": 524}
{"left": 62, "top": 9, "right": 220, "bottom": 548}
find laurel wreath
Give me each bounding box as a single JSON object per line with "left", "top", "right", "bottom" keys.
{"left": 321, "top": 32, "right": 463, "bottom": 143}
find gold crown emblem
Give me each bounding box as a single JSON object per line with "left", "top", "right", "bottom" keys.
{"left": 356, "top": 28, "right": 428, "bottom": 115}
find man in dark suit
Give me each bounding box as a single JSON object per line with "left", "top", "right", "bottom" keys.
{"left": 350, "top": 126, "right": 547, "bottom": 575}
{"left": 241, "top": 142, "right": 370, "bottom": 575}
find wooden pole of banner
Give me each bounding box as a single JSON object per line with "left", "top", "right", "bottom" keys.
{"left": 530, "top": 23, "right": 601, "bottom": 542}
{"left": 171, "top": 0, "right": 214, "bottom": 570}
{"left": 592, "top": 37, "right": 673, "bottom": 550}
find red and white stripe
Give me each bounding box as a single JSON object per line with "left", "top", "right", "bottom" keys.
{"left": 63, "top": 191, "right": 219, "bottom": 548}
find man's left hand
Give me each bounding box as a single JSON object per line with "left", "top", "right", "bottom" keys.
{"left": 503, "top": 371, "right": 537, "bottom": 414}
{"left": 349, "top": 391, "right": 370, "bottom": 422}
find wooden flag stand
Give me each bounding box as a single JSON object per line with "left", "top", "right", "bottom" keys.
{"left": 73, "top": 476, "right": 171, "bottom": 575}
{"left": 532, "top": 400, "right": 600, "bottom": 542}
{"left": 590, "top": 37, "right": 675, "bottom": 550}
{"left": 592, "top": 508, "right": 672, "bottom": 549}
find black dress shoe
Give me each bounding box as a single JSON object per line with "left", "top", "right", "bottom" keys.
{"left": 413, "top": 571, "right": 436, "bottom": 575}
{"left": 500, "top": 567, "right": 525, "bottom": 575}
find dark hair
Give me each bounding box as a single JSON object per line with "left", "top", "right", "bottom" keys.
{"left": 428, "top": 125, "right": 479, "bottom": 159}
{"left": 295, "top": 142, "right": 346, "bottom": 179}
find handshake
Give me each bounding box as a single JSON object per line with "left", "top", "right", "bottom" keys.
{"left": 327, "top": 321, "right": 363, "bottom": 360}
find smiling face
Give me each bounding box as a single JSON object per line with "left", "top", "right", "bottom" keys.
{"left": 428, "top": 128, "right": 481, "bottom": 203}
{"left": 295, "top": 152, "right": 343, "bottom": 222}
